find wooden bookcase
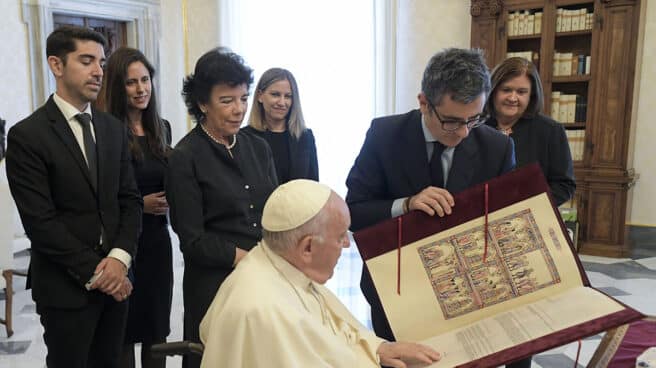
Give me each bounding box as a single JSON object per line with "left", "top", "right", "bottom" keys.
{"left": 470, "top": 0, "right": 640, "bottom": 257}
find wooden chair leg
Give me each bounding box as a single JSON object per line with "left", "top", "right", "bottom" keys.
{"left": 2, "top": 270, "right": 13, "bottom": 338}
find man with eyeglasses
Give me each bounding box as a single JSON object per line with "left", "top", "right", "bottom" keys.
{"left": 346, "top": 48, "right": 522, "bottom": 367}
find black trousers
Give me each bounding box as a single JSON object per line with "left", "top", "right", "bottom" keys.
{"left": 38, "top": 294, "right": 128, "bottom": 368}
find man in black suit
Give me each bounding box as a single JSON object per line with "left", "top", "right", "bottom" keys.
{"left": 6, "top": 26, "right": 142, "bottom": 367}
{"left": 346, "top": 48, "right": 531, "bottom": 368}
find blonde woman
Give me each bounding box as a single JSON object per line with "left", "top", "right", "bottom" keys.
{"left": 243, "top": 68, "right": 318, "bottom": 183}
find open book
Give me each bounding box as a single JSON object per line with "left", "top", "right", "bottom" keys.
{"left": 354, "top": 164, "right": 643, "bottom": 367}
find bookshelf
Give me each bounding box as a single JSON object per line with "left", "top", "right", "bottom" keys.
{"left": 470, "top": 0, "right": 641, "bottom": 257}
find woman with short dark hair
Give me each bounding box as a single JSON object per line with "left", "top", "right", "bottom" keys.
{"left": 485, "top": 57, "right": 575, "bottom": 206}
{"left": 166, "top": 47, "right": 278, "bottom": 368}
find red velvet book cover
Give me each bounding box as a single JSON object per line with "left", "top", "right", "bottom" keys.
{"left": 353, "top": 164, "right": 643, "bottom": 367}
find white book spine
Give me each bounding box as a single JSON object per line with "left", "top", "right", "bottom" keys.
{"left": 564, "top": 10, "right": 573, "bottom": 32}
{"left": 585, "top": 56, "right": 591, "bottom": 74}
{"left": 507, "top": 13, "right": 514, "bottom": 36}
{"left": 567, "top": 95, "right": 576, "bottom": 123}
{"left": 579, "top": 9, "right": 588, "bottom": 31}
{"left": 535, "top": 12, "right": 542, "bottom": 34}
{"left": 551, "top": 92, "right": 561, "bottom": 119}
{"left": 553, "top": 53, "right": 560, "bottom": 77}
{"left": 527, "top": 14, "right": 535, "bottom": 35}
{"left": 557, "top": 8, "right": 564, "bottom": 32}
{"left": 561, "top": 53, "right": 573, "bottom": 76}
{"left": 558, "top": 94, "right": 569, "bottom": 123}
{"left": 512, "top": 11, "right": 519, "bottom": 36}
{"left": 571, "top": 9, "right": 581, "bottom": 31}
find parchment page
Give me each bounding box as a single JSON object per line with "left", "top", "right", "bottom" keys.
{"left": 366, "top": 193, "right": 584, "bottom": 341}
{"left": 419, "top": 287, "right": 624, "bottom": 367}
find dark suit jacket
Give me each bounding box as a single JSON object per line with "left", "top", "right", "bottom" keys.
{"left": 486, "top": 114, "right": 575, "bottom": 206}
{"left": 6, "top": 96, "right": 142, "bottom": 308}
{"left": 241, "top": 126, "right": 319, "bottom": 182}
{"left": 346, "top": 109, "right": 515, "bottom": 340}
{"left": 166, "top": 126, "right": 278, "bottom": 346}
{"left": 346, "top": 109, "right": 516, "bottom": 232}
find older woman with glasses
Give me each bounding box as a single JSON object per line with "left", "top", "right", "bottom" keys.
{"left": 242, "top": 68, "right": 318, "bottom": 183}
{"left": 166, "top": 47, "right": 278, "bottom": 368}
{"left": 485, "top": 57, "right": 575, "bottom": 206}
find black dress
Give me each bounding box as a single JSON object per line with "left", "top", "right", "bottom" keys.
{"left": 241, "top": 125, "right": 319, "bottom": 182}
{"left": 124, "top": 134, "right": 173, "bottom": 344}
{"left": 486, "top": 114, "right": 576, "bottom": 206}
{"left": 166, "top": 126, "right": 278, "bottom": 368}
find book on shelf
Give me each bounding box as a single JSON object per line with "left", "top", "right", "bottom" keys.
{"left": 512, "top": 11, "right": 519, "bottom": 36}
{"left": 557, "top": 8, "right": 593, "bottom": 32}
{"left": 577, "top": 55, "right": 586, "bottom": 75}
{"left": 550, "top": 92, "right": 560, "bottom": 120}
{"left": 534, "top": 12, "right": 542, "bottom": 34}
{"left": 586, "top": 13, "right": 594, "bottom": 30}
{"left": 553, "top": 53, "right": 590, "bottom": 76}
{"left": 507, "top": 13, "right": 514, "bottom": 37}
{"left": 353, "top": 164, "right": 642, "bottom": 368}
{"left": 575, "top": 95, "right": 587, "bottom": 123}
{"left": 558, "top": 95, "right": 569, "bottom": 123}
{"left": 560, "top": 52, "right": 573, "bottom": 76}
{"left": 566, "top": 130, "right": 585, "bottom": 161}
{"left": 563, "top": 9, "right": 572, "bottom": 32}
{"left": 506, "top": 51, "right": 539, "bottom": 66}
{"left": 518, "top": 11, "right": 526, "bottom": 35}
{"left": 566, "top": 95, "right": 576, "bottom": 124}
{"left": 571, "top": 10, "right": 581, "bottom": 30}
{"left": 527, "top": 13, "right": 535, "bottom": 35}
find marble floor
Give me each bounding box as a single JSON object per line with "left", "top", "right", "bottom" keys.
{"left": 0, "top": 229, "right": 654, "bottom": 368}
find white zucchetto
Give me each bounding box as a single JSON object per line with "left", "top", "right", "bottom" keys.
{"left": 262, "top": 179, "right": 331, "bottom": 232}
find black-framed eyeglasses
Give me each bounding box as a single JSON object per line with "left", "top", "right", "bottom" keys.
{"left": 429, "top": 103, "right": 489, "bottom": 132}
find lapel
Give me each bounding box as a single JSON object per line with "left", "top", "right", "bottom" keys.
{"left": 400, "top": 110, "right": 432, "bottom": 193}
{"left": 46, "top": 97, "right": 97, "bottom": 194}
{"left": 447, "top": 132, "right": 478, "bottom": 193}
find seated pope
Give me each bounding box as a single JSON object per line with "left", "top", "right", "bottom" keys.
{"left": 199, "top": 179, "right": 441, "bottom": 367}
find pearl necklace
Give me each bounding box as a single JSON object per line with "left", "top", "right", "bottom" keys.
{"left": 200, "top": 123, "right": 237, "bottom": 158}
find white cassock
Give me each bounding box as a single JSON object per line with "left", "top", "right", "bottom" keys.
{"left": 199, "top": 241, "right": 385, "bottom": 367}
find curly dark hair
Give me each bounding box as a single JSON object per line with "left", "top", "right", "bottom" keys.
{"left": 182, "top": 47, "right": 254, "bottom": 123}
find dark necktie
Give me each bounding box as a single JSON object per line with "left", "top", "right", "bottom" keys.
{"left": 430, "top": 141, "right": 445, "bottom": 188}
{"left": 75, "top": 113, "right": 98, "bottom": 191}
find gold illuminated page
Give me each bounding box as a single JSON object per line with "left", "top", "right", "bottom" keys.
{"left": 365, "top": 193, "right": 624, "bottom": 367}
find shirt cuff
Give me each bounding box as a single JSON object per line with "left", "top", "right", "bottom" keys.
{"left": 108, "top": 248, "right": 132, "bottom": 270}
{"left": 391, "top": 197, "right": 407, "bottom": 218}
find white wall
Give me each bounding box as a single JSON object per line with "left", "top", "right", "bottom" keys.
{"left": 628, "top": 0, "right": 656, "bottom": 226}
{"left": 159, "top": 0, "right": 188, "bottom": 144}
{"left": 0, "top": 1, "right": 33, "bottom": 128}
{"left": 395, "top": 0, "right": 471, "bottom": 112}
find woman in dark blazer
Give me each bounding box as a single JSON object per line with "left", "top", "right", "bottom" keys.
{"left": 484, "top": 57, "right": 575, "bottom": 368}
{"left": 166, "top": 48, "right": 278, "bottom": 368}
{"left": 243, "top": 68, "right": 319, "bottom": 183}
{"left": 98, "top": 47, "right": 173, "bottom": 368}
{"left": 485, "top": 57, "right": 575, "bottom": 206}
